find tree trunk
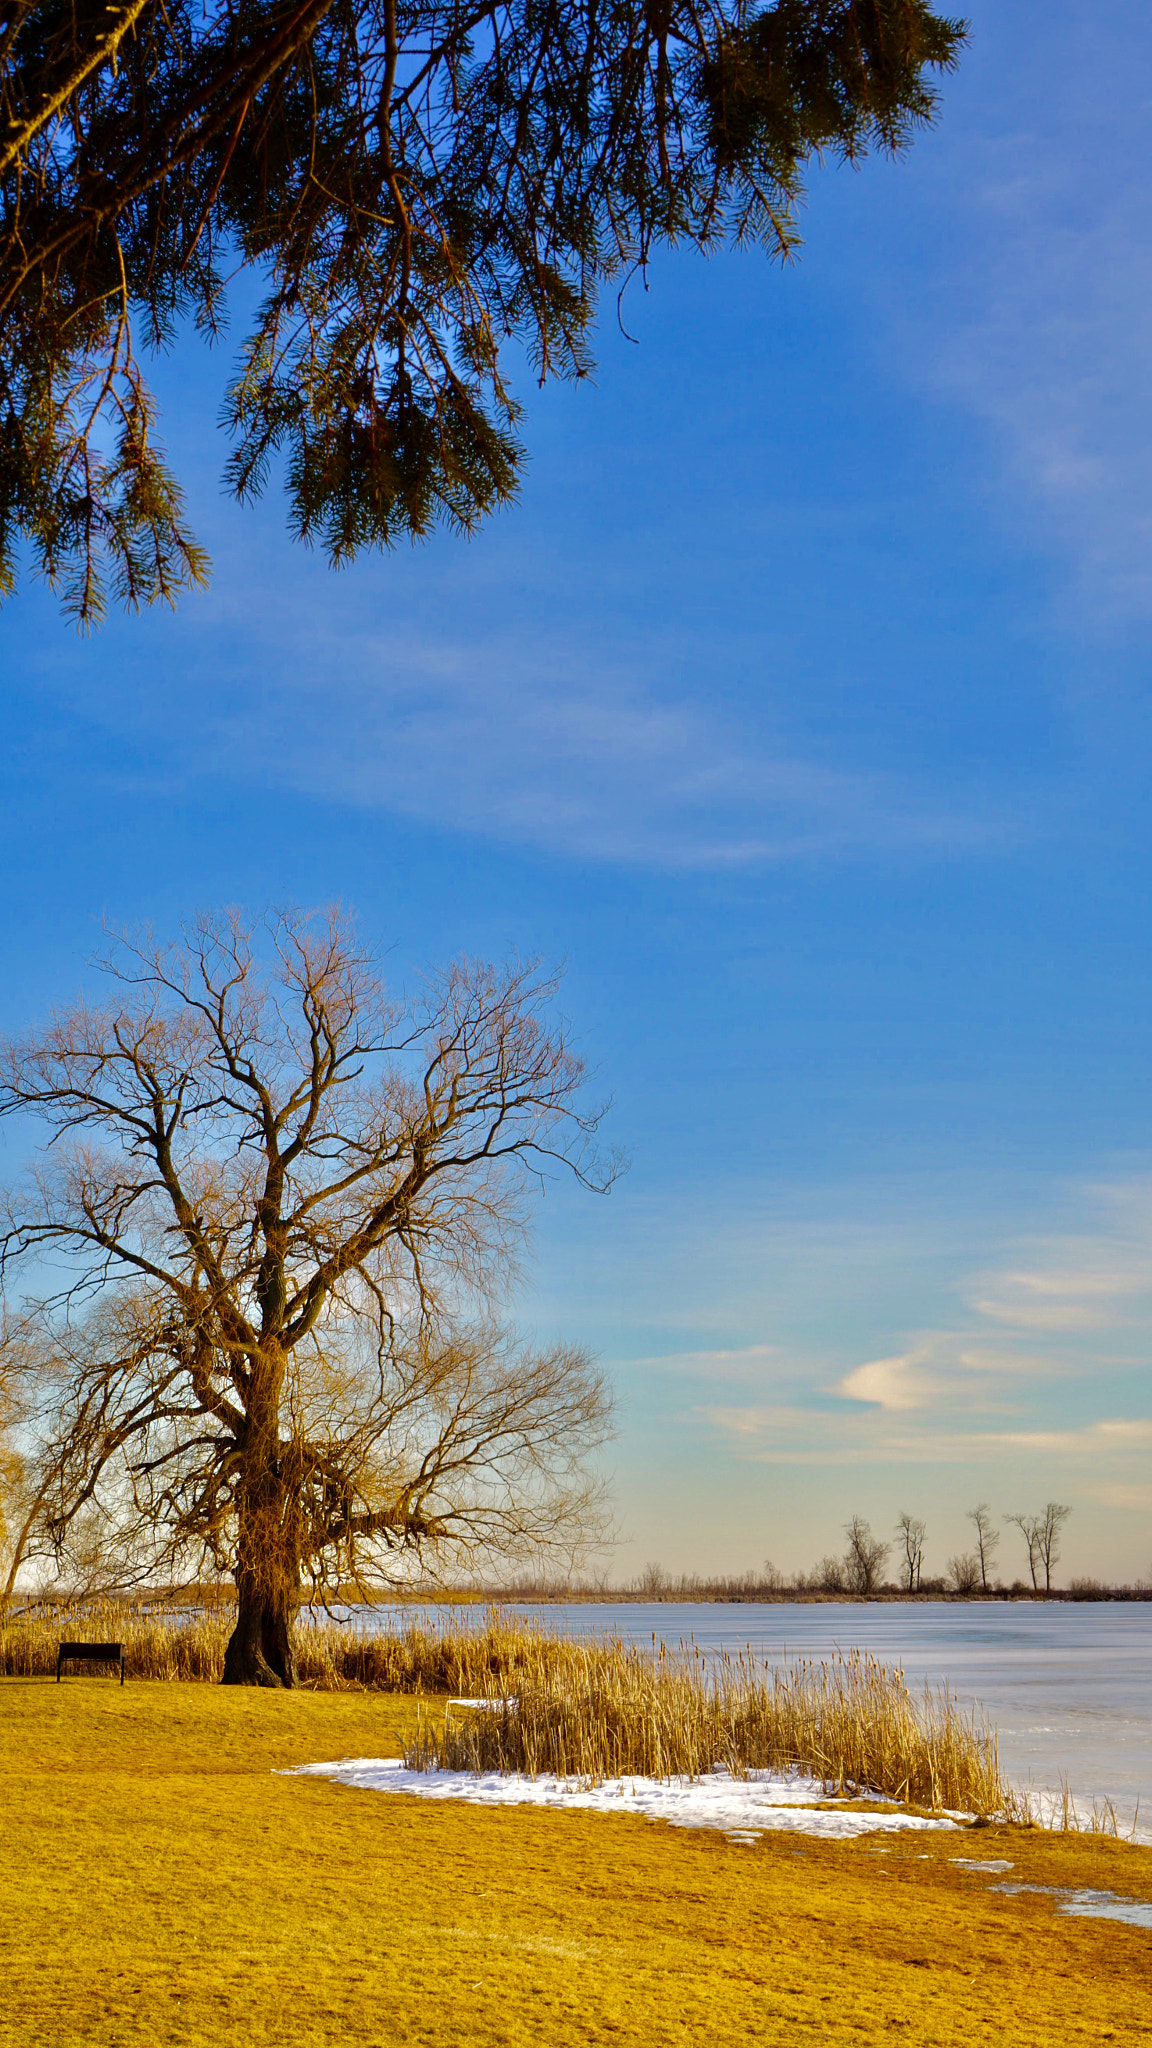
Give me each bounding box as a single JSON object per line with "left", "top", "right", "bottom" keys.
{"left": 222, "top": 1576, "right": 297, "bottom": 1687}
{"left": 221, "top": 1424, "right": 298, "bottom": 1687}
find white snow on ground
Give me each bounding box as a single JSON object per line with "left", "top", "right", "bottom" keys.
{"left": 284, "top": 1757, "right": 963, "bottom": 1839}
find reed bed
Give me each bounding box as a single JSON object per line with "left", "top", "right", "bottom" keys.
{"left": 1, "top": 1599, "right": 234, "bottom": 1683}
{"left": 0, "top": 1601, "right": 608, "bottom": 1694}
{"left": 1009, "top": 1775, "right": 1139, "bottom": 1839}
{"left": 404, "top": 1636, "right": 1009, "bottom": 1816}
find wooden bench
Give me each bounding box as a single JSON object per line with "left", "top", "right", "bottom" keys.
{"left": 57, "top": 1641, "right": 125, "bottom": 1685}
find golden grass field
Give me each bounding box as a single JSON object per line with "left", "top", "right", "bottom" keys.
{"left": 1, "top": 1674, "right": 1150, "bottom": 2048}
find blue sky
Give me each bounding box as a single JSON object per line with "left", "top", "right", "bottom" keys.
{"left": 4, "top": 1, "right": 1152, "bottom": 1583}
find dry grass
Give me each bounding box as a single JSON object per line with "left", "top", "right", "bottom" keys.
{"left": 1010, "top": 1773, "right": 1142, "bottom": 1839}
{"left": 405, "top": 1635, "right": 1009, "bottom": 1816}
{"left": 0, "top": 1599, "right": 558, "bottom": 1692}
{"left": 1, "top": 1599, "right": 233, "bottom": 1682}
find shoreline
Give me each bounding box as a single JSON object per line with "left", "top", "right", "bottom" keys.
{"left": 9, "top": 1585, "right": 1152, "bottom": 1615}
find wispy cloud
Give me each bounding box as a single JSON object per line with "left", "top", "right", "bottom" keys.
{"left": 53, "top": 546, "right": 1012, "bottom": 873}
{"left": 623, "top": 1343, "right": 784, "bottom": 1381}
{"left": 897, "top": 3, "right": 1152, "bottom": 620}
{"left": 980, "top": 1420, "right": 1152, "bottom": 1455}
{"left": 831, "top": 1182, "right": 1152, "bottom": 1434}
{"left": 962, "top": 1182, "right": 1152, "bottom": 1339}
{"left": 1093, "top": 1481, "right": 1152, "bottom": 1513}
{"left": 838, "top": 1349, "right": 930, "bottom": 1412}
{"left": 695, "top": 1404, "right": 1152, "bottom": 1471}
{"left": 198, "top": 626, "right": 1003, "bottom": 871}
{"left": 971, "top": 1268, "right": 1144, "bottom": 1333}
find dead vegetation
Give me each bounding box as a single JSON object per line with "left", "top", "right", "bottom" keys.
{"left": 1, "top": 1600, "right": 562, "bottom": 1693}
{"left": 404, "top": 1632, "right": 1009, "bottom": 1816}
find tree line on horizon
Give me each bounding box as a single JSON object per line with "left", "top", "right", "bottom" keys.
{"left": 634, "top": 1501, "right": 1085, "bottom": 1600}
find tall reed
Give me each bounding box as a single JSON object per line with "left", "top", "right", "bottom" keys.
{"left": 404, "top": 1637, "right": 1009, "bottom": 1815}
{"left": 1, "top": 1600, "right": 608, "bottom": 1693}
{"left": 1, "top": 1599, "right": 233, "bottom": 1681}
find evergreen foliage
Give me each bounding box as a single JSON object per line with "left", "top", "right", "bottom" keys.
{"left": 0, "top": 0, "right": 965, "bottom": 620}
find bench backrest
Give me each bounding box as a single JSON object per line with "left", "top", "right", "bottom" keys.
{"left": 58, "top": 1642, "right": 123, "bottom": 1659}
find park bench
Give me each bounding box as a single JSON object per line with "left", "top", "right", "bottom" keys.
{"left": 56, "top": 1641, "right": 125, "bottom": 1685}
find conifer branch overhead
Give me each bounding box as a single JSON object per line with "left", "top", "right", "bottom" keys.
{"left": 0, "top": 0, "right": 966, "bottom": 621}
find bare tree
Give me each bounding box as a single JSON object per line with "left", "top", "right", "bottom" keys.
{"left": 945, "top": 1552, "right": 980, "bottom": 1595}
{"left": 813, "top": 1555, "right": 846, "bottom": 1594}
{"left": 895, "top": 1512, "right": 926, "bottom": 1593}
{"left": 1006, "top": 1513, "right": 1042, "bottom": 1591}
{"left": 1035, "top": 1502, "right": 1071, "bottom": 1593}
{"left": 843, "top": 1515, "right": 889, "bottom": 1596}
{"left": 966, "top": 1502, "right": 999, "bottom": 1594}
{"left": 0, "top": 909, "right": 616, "bottom": 1683}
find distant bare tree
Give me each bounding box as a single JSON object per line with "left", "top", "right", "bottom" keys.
{"left": 813, "top": 1555, "right": 846, "bottom": 1594}
{"left": 1035, "top": 1502, "right": 1071, "bottom": 1592}
{"left": 946, "top": 1552, "right": 981, "bottom": 1595}
{"left": 843, "top": 1515, "right": 889, "bottom": 1596}
{"left": 1006, "top": 1513, "right": 1042, "bottom": 1591}
{"left": 0, "top": 909, "right": 616, "bottom": 1682}
{"left": 896, "top": 1512, "right": 926, "bottom": 1593}
{"left": 966, "top": 1502, "right": 999, "bottom": 1593}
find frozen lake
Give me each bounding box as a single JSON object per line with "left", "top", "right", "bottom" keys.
{"left": 356, "top": 1599, "right": 1152, "bottom": 1834}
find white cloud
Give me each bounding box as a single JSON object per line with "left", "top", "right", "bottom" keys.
{"left": 633, "top": 1173, "right": 1152, "bottom": 1499}
{"left": 837, "top": 1336, "right": 1050, "bottom": 1415}
{"left": 970, "top": 1269, "right": 1139, "bottom": 1333}
{"left": 66, "top": 571, "right": 1009, "bottom": 873}
{"left": 837, "top": 1350, "right": 927, "bottom": 1412}
{"left": 626, "top": 1343, "right": 783, "bottom": 1382}
{"left": 963, "top": 1187, "right": 1152, "bottom": 1337}
{"left": 1091, "top": 1481, "right": 1152, "bottom": 1514}
{"left": 698, "top": 1402, "right": 813, "bottom": 1441}
{"left": 983, "top": 1420, "right": 1152, "bottom": 1457}
{"left": 693, "top": 1405, "right": 1152, "bottom": 1475}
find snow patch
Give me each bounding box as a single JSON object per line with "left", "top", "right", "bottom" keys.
{"left": 283, "top": 1757, "right": 963, "bottom": 1840}
{"left": 991, "top": 1882, "right": 1152, "bottom": 1929}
